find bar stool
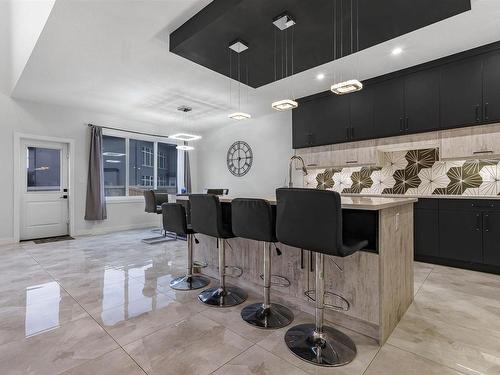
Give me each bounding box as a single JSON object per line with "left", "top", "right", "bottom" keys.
{"left": 232, "top": 198, "right": 294, "bottom": 329}
{"left": 276, "top": 188, "right": 368, "bottom": 367}
{"left": 190, "top": 194, "right": 247, "bottom": 307}
{"left": 162, "top": 203, "right": 210, "bottom": 290}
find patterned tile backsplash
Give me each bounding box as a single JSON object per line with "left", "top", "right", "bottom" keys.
{"left": 305, "top": 148, "right": 500, "bottom": 196}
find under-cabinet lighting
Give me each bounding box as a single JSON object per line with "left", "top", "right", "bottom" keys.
{"left": 169, "top": 133, "right": 202, "bottom": 141}
{"left": 272, "top": 99, "right": 298, "bottom": 111}
{"left": 331, "top": 79, "right": 363, "bottom": 95}
{"left": 228, "top": 112, "right": 251, "bottom": 120}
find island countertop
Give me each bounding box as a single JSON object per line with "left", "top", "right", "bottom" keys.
{"left": 176, "top": 194, "right": 417, "bottom": 211}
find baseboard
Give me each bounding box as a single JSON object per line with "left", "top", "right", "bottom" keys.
{"left": 415, "top": 255, "right": 500, "bottom": 276}
{"left": 0, "top": 238, "right": 15, "bottom": 245}
{"left": 74, "top": 223, "right": 159, "bottom": 237}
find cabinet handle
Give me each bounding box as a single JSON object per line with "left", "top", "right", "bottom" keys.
{"left": 476, "top": 213, "right": 481, "bottom": 231}
{"left": 473, "top": 150, "right": 493, "bottom": 155}
{"left": 307, "top": 133, "right": 313, "bottom": 145}
{"left": 346, "top": 160, "right": 358, "bottom": 164}
{"left": 484, "top": 214, "right": 489, "bottom": 232}
{"left": 405, "top": 116, "right": 409, "bottom": 131}
{"left": 350, "top": 127, "right": 354, "bottom": 139}
{"left": 485, "top": 103, "right": 489, "bottom": 121}
{"left": 475, "top": 105, "right": 480, "bottom": 122}
{"left": 346, "top": 127, "right": 350, "bottom": 140}
{"left": 399, "top": 118, "right": 404, "bottom": 132}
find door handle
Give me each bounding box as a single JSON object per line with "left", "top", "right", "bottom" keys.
{"left": 476, "top": 213, "right": 481, "bottom": 231}
{"left": 60, "top": 195, "right": 68, "bottom": 199}
{"left": 485, "top": 103, "right": 489, "bottom": 121}
{"left": 475, "top": 105, "right": 480, "bottom": 122}
{"left": 484, "top": 214, "right": 489, "bottom": 232}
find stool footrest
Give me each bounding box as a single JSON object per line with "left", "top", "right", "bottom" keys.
{"left": 304, "top": 290, "right": 350, "bottom": 312}
{"left": 223, "top": 265, "right": 243, "bottom": 278}
{"left": 259, "top": 274, "right": 291, "bottom": 287}
{"left": 193, "top": 260, "right": 208, "bottom": 268}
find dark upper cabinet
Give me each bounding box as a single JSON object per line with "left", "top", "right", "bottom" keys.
{"left": 482, "top": 50, "right": 500, "bottom": 123}
{"left": 483, "top": 212, "right": 500, "bottom": 266}
{"left": 404, "top": 68, "right": 441, "bottom": 133}
{"left": 373, "top": 78, "right": 405, "bottom": 138}
{"left": 292, "top": 100, "right": 313, "bottom": 149}
{"left": 312, "top": 94, "right": 350, "bottom": 146}
{"left": 349, "top": 86, "right": 374, "bottom": 141}
{"left": 440, "top": 56, "right": 483, "bottom": 129}
{"left": 439, "top": 208, "right": 483, "bottom": 263}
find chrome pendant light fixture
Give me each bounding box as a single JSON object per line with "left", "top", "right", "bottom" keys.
{"left": 331, "top": 0, "right": 363, "bottom": 95}
{"left": 271, "top": 13, "right": 298, "bottom": 111}
{"left": 228, "top": 40, "right": 251, "bottom": 120}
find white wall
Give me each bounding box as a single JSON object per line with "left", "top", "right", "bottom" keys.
{"left": 195, "top": 111, "right": 299, "bottom": 197}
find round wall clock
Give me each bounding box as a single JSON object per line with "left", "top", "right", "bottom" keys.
{"left": 227, "top": 141, "right": 253, "bottom": 177}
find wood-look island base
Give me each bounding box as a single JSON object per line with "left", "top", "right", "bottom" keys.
{"left": 178, "top": 195, "right": 416, "bottom": 344}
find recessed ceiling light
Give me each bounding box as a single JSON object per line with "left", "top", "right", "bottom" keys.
{"left": 169, "top": 133, "right": 202, "bottom": 141}
{"left": 316, "top": 73, "right": 325, "bottom": 80}
{"left": 391, "top": 47, "right": 403, "bottom": 56}
{"left": 176, "top": 145, "right": 195, "bottom": 151}
{"left": 272, "top": 99, "right": 298, "bottom": 111}
{"left": 228, "top": 112, "right": 251, "bottom": 120}
{"left": 331, "top": 79, "right": 363, "bottom": 95}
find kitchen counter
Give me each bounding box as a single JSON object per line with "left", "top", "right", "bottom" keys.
{"left": 342, "top": 193, "right": 500, "bottom": 200}
{"left": 177, "top": 193, "right": 415, "bottom": 344}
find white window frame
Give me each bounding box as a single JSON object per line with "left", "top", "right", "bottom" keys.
{"left": 102, "top": 129, "right": 183, "bottom": 202}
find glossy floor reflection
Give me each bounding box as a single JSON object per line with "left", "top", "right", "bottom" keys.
{"left": 0, "top": 229, "right": 498, "bottom": 374}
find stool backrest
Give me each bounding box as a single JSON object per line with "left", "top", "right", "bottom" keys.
{"left": 232, "top": 198, "right": 277, "bottom": 242}
{"left": 144, "top": 190, "right": 169, "bottom": 213}
{"left": 276, "top": 188, "right": 343, "bottom": 256}
{"left": 162, "top": 203, "right": 188, "bottom": 236}
{"left": 190, "top": 194, "right": 226, "bottom": 237}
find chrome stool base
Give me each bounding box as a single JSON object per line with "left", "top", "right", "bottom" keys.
{"left": 284, "top": 323, "right": 357, "bottom": 367}
{"left": 198, "top": 286, "right": 247, "bottom": 307}
{"left": 169, "top": 275, "right": 210, "bottom": 291}
{"left": 241, "top": 302, "right": 293, "bottom": 329}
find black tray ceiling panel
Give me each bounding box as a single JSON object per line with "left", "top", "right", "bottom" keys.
{"left": 170, "top": 0, "right": 471, "bottom": 88}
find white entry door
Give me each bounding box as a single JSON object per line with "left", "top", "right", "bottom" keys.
{"left": 20, "top": 140, "right": 69, "bottom": 240}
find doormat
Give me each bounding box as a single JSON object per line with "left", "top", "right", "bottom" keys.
{"left": 32, "top": 235, "right": 75, "bottom": 244}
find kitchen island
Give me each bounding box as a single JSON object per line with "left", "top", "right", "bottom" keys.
{"left": 177, "top": 195, "right": 417, "bottom": 344}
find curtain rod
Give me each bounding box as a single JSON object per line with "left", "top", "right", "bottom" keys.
{"left": 87, "top": 123, "right": 170, "bottom": 139}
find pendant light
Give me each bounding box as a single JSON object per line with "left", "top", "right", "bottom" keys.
{"left": 271, "top": 13, "right": 298, "bottom": 111}
{"left": 331, "top": 0, "right": 363, "bottom": 95}
{"left": 228, "top": 40, "right": 251, "bottom": 120}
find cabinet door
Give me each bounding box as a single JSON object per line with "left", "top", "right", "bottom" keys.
{"left": 483, "top": 50, "right": 500, "bottom": 123}
{"left": 414, "top": 208, "right": 439, "bottom": 258}
{"left": 439, "top": 209, "right": 483, "bottom": 263}
{"left": 310, "top": 95, "right": 350, "bottom": 147}
{"left": 373, "top": 78, "right": 405, "bottom": 138}
{"left": 350, "top": 86, "right": 374, "bottom": 141}
{"left": 404, "top": 68, "right": 440, "bottom": 133}
{"left": 440, "top": 57, "right": 483, "bottom": 129}
{"left": 483, "top": 212, "right": 500, "bottom": 266}
{"left": 292, "top": 101, "right": 314, "bottom": 149}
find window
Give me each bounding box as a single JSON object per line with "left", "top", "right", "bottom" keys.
{"left": 26, "top": 147, "right": 61, "bottom": 192}
{"left": 103, "top": 136, "right": 126, "bottom": 197}
{"left": 101, "top": 134, "right": 180, "bottom": 197}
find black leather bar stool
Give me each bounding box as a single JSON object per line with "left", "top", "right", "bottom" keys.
{"left": 232, "top": 198, "right": 294, "bottom": 329}
{"left": 276, "top": 188, "right": 368, "bottom": 367}
{"left": 162, "top": 203, "right": 210, "bottom": 290}
{"left": 190, "top": 194, "right": 247, "bottom": 307}
{"left": 142, "top": 190, "right": 174, "bottom": 244}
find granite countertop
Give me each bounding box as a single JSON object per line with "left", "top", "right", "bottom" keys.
{"left": 176, "top": 195, "right": 417, "bottom": 211}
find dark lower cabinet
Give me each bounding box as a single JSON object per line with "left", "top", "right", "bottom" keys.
{"left": 483, "top": 212, "right": 500, "bottom": 266}
{"left": 414, "top": 199, "right": 500, "bottom": 274}
{"left": 439, "top": 209, "right": 483, "bottom": 263}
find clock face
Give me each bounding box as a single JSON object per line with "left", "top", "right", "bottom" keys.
{"left": 227, "top": 141, "right": 253, "bottom": 177}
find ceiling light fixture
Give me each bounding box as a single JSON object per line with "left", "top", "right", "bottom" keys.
{"left": 176, "top": 145, "right": 195, "bottom": 151}
{"left": 391, "top": 47, "right": 403, "bottom": 56}
{"left": 331, "top": 79, "right": 363, "bottom": 95}
{"left": 331, "top": 0, "right": 363, "bottom": 96}
{"left": 169, "top": 133, "right": 202, "bottom": 141}
{"left": 102, "top": 152, "right": 125, "bottom": 157}
{"left": 316, "top": 73, "right": 325, "bottom": 80}
{"left": 228, "top": 40, "right": 251, "bottom": 120}
{"left": 272, "top": 12, "right": 298, "bottom": 111}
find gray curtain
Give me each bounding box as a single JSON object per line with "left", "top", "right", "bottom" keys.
{"left": 183, "top": 142, "right": 192, "bottom": 193}
{"left": 85, "top": 125, "right": 107, "bottom": 220}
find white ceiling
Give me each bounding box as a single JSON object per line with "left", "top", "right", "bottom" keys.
{"left": 12, "top": 0, "right": 500, "bottom": 134}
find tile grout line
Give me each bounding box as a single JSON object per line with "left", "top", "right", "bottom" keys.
{"left": 413, "top": 265, "right": 434, "bottom": 297}
{"left": 25, "top": 246, "right": 150, "bottom": 375}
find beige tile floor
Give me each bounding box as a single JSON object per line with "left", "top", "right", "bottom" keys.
{"left": 0, "top": 229, "right": 499, "bottom": 375}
